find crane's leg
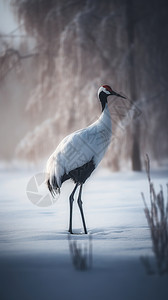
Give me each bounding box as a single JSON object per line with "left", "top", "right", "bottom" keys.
{"left": 68, "top": 183, "right": 78, "bottom": 234}
{"left": 77, "top": 184, "right": 87, "bottom": 234}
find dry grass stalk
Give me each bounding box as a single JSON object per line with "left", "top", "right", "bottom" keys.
{"left": 141, "top": 154, "right": 168, "bottom": 275}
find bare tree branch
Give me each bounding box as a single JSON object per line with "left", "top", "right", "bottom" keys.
{"left": 4, "top": 48, "right": 39, "bottom": 59}
{"left": 0, "top": 48, "right": 39, "bottom": 82}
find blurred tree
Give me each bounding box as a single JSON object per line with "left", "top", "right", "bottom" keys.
{"left": 1, "top": 0, "right": 167, "bottom": 168}
{"left": 126, "top": 0, "right": 141, "bottom": 171}
{"left": 13, "top": 0, "right": 130, "bottom": 163}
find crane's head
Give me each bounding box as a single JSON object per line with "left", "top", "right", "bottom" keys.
{"left": 98, "top": 85, "right": 126, "bottom": 111}
{"left": 98, "top": 85, "right": 126, "bottom": 99}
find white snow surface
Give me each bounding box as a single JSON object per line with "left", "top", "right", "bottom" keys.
{"left": 0, "top": 166, "right": 168, "bottom": 300}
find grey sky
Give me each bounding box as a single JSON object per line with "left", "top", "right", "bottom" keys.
{"left": 0, "top": 0, "right": 17, "bottom": 34}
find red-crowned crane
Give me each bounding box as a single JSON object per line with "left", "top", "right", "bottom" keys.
{"left": 46, "top": 85, "right": 126, "bottom": 234}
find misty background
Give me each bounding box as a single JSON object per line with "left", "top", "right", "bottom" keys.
{"left": 0, "top": 0, "right": 168, "bottom": 171}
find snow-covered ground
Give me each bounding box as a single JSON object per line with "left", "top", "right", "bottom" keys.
{"left": 0, "top": 166, "right": 168, "bottom": 300}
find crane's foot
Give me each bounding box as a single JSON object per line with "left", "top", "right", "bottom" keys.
{"left": 68, "top": 230, "right": 87, "bottom": 235}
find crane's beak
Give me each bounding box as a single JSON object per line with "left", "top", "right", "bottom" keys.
{"left": 111, "top": 90, "right": 126, "bottom": 99}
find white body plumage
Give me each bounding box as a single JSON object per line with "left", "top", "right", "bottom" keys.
{"left": 46, "top": 103, "right": 112, "bottom": 189}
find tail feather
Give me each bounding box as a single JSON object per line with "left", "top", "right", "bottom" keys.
{"left": 47, "top": 178, "right": 60, "bottom": 198}
{"left": 46, "top": 164, "right": 60, "bottom": 198}
{"left": 46, "top": 154, "right": 61, "bottom": 198}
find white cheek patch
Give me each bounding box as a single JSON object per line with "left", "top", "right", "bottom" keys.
{"left": 102, "top": 87, "right": 111, "bottom": 95}
{"left": 98, "top": 86, "right": 111, "bottom": 96}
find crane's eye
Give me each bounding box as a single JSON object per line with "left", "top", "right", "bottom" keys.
{"left": 105, "top": 88, "right": 110, "bottom": 94}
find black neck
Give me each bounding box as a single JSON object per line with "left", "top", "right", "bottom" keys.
{"left": 99, "top": 91, "right": 107, "bottom": 111}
